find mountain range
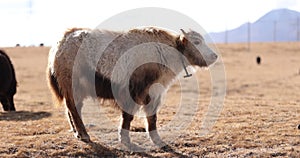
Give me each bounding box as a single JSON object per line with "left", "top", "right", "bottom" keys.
{"left": 209, "top": 9, "right": 300, "bottom": 43}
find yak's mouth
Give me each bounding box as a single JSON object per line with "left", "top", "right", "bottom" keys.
{"left": 194, "top": 57, "right": 209, "bottom": 67}
{"left": 194, "top": 56, "right": 218, "bottom": 68}
{"left": 208, "top": 58, "right": 218, "bottom": 67}
{"left": 203, "top": 53, "right": 218, "bottom": 68}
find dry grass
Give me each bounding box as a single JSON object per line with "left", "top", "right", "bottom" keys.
{"left": 0, "top": 43, "right": 300, "bottom": 157}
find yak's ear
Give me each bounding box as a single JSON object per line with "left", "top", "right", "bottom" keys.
{"left": 181, "top": 36, "right": 188, "bottom": 46}
{"left": 176, "top": 35, "right": 187, "bottom": 52}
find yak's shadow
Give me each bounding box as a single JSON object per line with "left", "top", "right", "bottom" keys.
{"left": 85, "top": 141, "right": 157, "bottom": 157}
{"left": 0, "top": 110, "right": 51, "bottom": 121}
{"left": 78, "top": 141, "right": 119, "bottom": 157}
{"left": 83, "top": 140, "right": 187, "bottom": 157}
{"left": 159, "top": 144, "right": 189, "bottom": 157}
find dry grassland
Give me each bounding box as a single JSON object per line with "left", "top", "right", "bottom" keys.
{"left": 0, "top": 42, "right": 299, "bottom": 157}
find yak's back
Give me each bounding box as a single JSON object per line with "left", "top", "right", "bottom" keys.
{"left": 0, "top": 50, "right": 16, "bottom": 95}
{"left": 94, "top": 27, "right": 178, "bottom": 80}
{"left": 51, "top": 27, "right": 179, "bottom": 86}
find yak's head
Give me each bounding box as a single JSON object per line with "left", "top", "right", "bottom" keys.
{"left": 177, "top": 29, "right": 218, "bottom": 67}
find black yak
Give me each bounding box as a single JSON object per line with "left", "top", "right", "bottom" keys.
{"left": 256, "top": 56, "right": 261, "bottom": 65}
{"left": 0, "top": 50, "right": 17, "bottom": 111}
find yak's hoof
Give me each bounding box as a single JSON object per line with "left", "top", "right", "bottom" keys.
{"left": 68, "top": 128, "right": 76, "bottom": 133}
{"left": 119, "top": 141, "right": 145, "bottom": 151}
{"left": 120, "top": 138, "right": 144, "bottom": 151}
{"left": 10, "top": 107, "right": 16, "bottom": 111}
{"left": 152, "top": 138, "right": 167, "bottom": 147}
{"left": 6, "top": 109, "right": 16, "bottom": 112}
{"left": 74, "top": 132, "right": 91, "bottom": 142}
{"left": 3, "top": 110, "right": 16, "bottom": 112}
{"left": 149, "top": 132, "right": 167, "bottom": 147}
{"left": 120, "top": 138, "right": 131, "bottom": 147}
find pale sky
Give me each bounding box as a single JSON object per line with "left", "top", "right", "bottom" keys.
{"left": 0, "top": 0, "right": 300, "bottom": 46}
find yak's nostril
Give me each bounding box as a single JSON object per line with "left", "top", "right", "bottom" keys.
{"left": 212, "top": 54, "right": 218, "bottom": 59}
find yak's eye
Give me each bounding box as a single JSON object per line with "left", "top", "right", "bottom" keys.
{"left": 193, "top": 41, "right": 200, "bottom": 45}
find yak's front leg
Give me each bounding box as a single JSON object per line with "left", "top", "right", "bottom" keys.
{"left": 119, "top": 111, "right": 134, "bottom": 145}
{"left": 144, "top": 96, "right": 166, "bottom": 147}
{"left": 119, "top": 110, "right": 144, "bottom": 151}
{"left": 147, "top": 114, "right": 166, "bottom": 147}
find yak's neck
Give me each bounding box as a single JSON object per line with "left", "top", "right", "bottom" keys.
{"left": 128, "top": 31, "right": 191, "bottom": 78}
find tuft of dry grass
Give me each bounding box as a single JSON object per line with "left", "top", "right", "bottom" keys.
{"left": 0, "top": 43, "right": 300, "bottom": 157}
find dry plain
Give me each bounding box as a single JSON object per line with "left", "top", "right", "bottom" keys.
{"left": 0, "top": 42, "right": 299, "bottom": 157}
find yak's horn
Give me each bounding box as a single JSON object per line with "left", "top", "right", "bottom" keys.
{"left": 180, "top": 29, "right": 187, "bottom": 36}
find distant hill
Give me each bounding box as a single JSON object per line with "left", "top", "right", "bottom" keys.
{"left": 209, "top": 9, "right": 300, "bottom": 43}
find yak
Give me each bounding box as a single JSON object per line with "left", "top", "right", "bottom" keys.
{"left": 0, "top": 50, "right": 17, "bottom": 111}
{"left": 47, "top": 27, "right": 218, "bottom": 148}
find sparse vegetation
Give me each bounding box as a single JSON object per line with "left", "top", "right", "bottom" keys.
{"left": 0, "top": 43, "right": 299, "bottom": 157}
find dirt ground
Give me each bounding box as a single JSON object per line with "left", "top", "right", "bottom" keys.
{"left": 0, "top": 42, "right": 299, "bottom": 157}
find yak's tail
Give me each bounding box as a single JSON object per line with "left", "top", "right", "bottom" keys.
{"left": 47, "top": 68, "right": 64, "bottom": 106}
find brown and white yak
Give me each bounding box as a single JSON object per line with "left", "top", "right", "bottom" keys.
{"left": 47, "top": 27, "right": 218, "bottom": 147}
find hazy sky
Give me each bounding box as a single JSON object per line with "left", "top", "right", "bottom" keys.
{"left": 0, "top": 0, "right": 300, "bottom": 46}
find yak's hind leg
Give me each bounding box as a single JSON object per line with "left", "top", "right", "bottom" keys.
{"left": 67, "top": 111, "right": 76, "bottom": 132}
{"left": 66, "top": 97, "right": 83, "bottom": 132}
{"left": 65, "top": 98, "right": 90, "bottom": 142}
{"left": 1, "top": 96, "right": 15, "bottom": 111}
{"left": 0, "top": 97, "right": 9, "bottom": 111}
{"left": 143, "top": 96, "right": 166, "bottom": 147}
{"left": 76, "top": 101, "right": 83, "bottom": 118}
{"left": 7, "top": 95, "right": 15, "bottom": 111}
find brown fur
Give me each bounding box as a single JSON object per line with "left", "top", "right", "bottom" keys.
{"left": 46, "top": 68, "right": 63, "bottom": 106}
{"left": 47, "top": 27, "right": 218, "bottom": 146}
{"left": 64, "top": 28, "right": 91, "bottom": 37}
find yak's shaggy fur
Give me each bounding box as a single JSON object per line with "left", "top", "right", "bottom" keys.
{"left": 0, "top": 50, "right": 17, "bottom": 111}
{"left": 47, "top": 27, "right": 218, "bottom": 147}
